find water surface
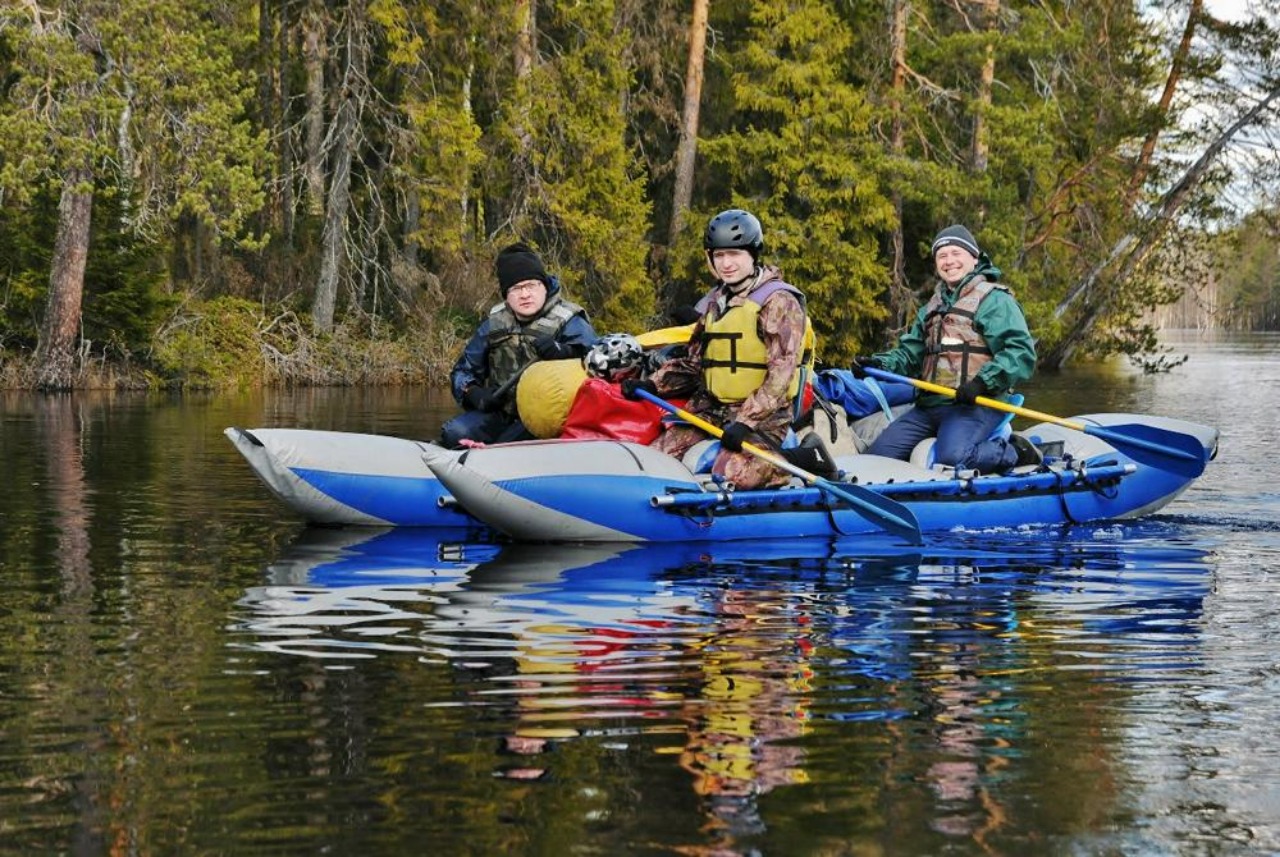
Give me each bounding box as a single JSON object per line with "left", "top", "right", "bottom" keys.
{"left": 1, "top": 332, "right": 1277, "bottom": 854}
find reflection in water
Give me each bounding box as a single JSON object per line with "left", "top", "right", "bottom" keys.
{"left": 7, "top": 335, "right": 1275, "bottom": 854}
{"left": 236, "top": 528, "right": 502, "bottom": 660}
{"left": 675, "top": 583, "right": 813, "bottom": 843}
{"left": 34, "top": 397, "right": 108, "bottom": 854}
{"left": 39, "top": 397, "right": 93, "bottom": 597}
{"left": 233, "top": 525, "right": 1214, "bottom": 853}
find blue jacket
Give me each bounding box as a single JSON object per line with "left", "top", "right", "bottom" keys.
{"left": 449, "top": 277, "right": 597, "bottom": 403}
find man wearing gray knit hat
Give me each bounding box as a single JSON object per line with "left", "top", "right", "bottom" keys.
{"left": 849, "top": 223, "right": 1040, "bottom": 474}
{"left": 930, "top": 224, "right": 981, "bottom": 259}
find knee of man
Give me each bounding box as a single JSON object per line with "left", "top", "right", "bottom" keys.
{"left": 440, "top": 410, "right": 486, "bottom": 448}
{"left": 439, "top": 427, "right": 462, "bottom": 449}
{"left": 933, "top": 438, "right": 977, "bottom": 468}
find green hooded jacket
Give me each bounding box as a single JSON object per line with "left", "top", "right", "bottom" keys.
{"left": 874, "top": 258, "right": 1036, "bottom": 408}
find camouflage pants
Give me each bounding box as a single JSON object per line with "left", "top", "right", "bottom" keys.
{"left": 652, "top": 404, "right": 794, "bottom": 490}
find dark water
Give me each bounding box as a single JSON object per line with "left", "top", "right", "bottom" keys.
{"left": 1, "top": 333, "right": 1276, "bottom": 855}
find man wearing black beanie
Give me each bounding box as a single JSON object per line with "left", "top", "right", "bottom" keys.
{"left": 849, "top": 223, "right": 1038, "bottom": 473}
{"left": 440, "top": 242, "right": 596, "bottom": 448}
{"left": 495, "top": 243, "right": 550, "bottom": 297}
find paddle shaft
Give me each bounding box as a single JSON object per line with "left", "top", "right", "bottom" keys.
{"left": 863, "top": 366, "right": 1206, "bottom": 470}
{"left": 865, "top": 367, "right": 1064, "bottom": 423}
{"left": 635, "top": 389, "right": 922, "bottom": 543}
{"left": 493, "top": 357, "right": 540, "bottom": 403}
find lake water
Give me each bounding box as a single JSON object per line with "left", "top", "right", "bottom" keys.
{"left": 1, "top": 332, "right": 1277, "bottom": 855}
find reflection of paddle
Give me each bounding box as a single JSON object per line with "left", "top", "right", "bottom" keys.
{"left": 636, "top": 389, "right": 922, "bottom": 544}
{"left": 863, "top": 366, "right": 1208, "bottom": 479}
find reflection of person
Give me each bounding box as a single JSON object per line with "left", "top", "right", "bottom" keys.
{"left": 925, "top": 663, "right": 987, "bottom": 828}
{"left": 441, "top": 243, "right": 597, "bottom": 448}
{"left": 678, "top": 587, "right": 811, "bottom": 841}
{"left": 623, "top": 209, "right": 812, "bottom": 489}
{"left": 852, "top": 225, "right": 1037, "bottom": 473}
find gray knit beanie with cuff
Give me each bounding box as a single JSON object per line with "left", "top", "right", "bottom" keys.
{"left": 931, "top": 225, "right": 980, "bottom": 259}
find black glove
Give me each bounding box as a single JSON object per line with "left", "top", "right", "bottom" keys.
{"left": 850, "top": 356, "right": 882, "bottom": 380}
{"left": 954, "top": 376, "right": 989, "bottom": 406}
{"left": 534, "top": 336, "right": 575, "bottom": 360}
{"left": 670, "top": 305, "right": 701, "bottom": 325}
{"left": 463, "top": 385, "right": 500, "bottom": 413}
{"left": 620, "top": 378, "right": 658, "bottom": 401}
{"left": 719, "top": 421, "right": 752, "bottom": 453}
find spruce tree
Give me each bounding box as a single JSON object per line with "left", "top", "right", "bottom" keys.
{"left": 482, "top": 0, "right": 653, "bottom": 333}
{"left": 694, "top": 0, "right": 895, "bottom": 361}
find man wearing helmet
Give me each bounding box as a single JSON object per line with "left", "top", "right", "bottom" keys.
{"left": 623, "top": 209, "right": 812, "bottom": 490}
{"left": 441, "top": 242, "right": 597, "bottom": 448}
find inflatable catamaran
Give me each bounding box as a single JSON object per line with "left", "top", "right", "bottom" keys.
{"left": 226, "top": 405, "right": 1216, "bottom": 544}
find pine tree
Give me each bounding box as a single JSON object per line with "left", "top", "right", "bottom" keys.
{"left": 0, "top": 0, "right": 266, "bottom": 387}
{"left": 869, "top": 0, "right": 1164, "bottom": 360}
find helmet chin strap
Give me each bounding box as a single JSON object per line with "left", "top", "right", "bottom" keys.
{"left": 723, "top": 265, "right": 761, "bottom": 292}
{"left": 713, "top": 266, "right": 760, "bottom": 315}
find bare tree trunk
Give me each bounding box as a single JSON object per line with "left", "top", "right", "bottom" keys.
{"left": 256, "top": 0, "right": 278, "bottom": 239}
{"left": 1043, "top": 84, "right": 1280, "bottom": 368}
{"left": 303, "top": 0, "right": 327, "bottom": 217}
{"left": 1123, "top": 0, "right": 1203, "bottom": 210}
{"left": 887, "top": 0, "right": 913, "bottom": 330}
{"left": 404, "top": 190, "right": 421, "bottom": 267}
{"left": 280, "top": 6, "right": 296, "bottom": 242}
{"left": 515, "top": 0, "right": 535, "bottom": 79}
{"left": 258, "top": 0, "right": 293, "bottom": 242}
{"left": 505, "top": 0, "right": 539, "bottom": 231}
{"left": 312, "top": 91, "right": 354, "bottom": 332}
{"left": 36, "top": 165, "right": 95, "bottom": 391}
{"left": 461, "top": 64, "right": 474, "bottom": 235}
{"left": 971, "top": 0, "right": 998, "bottom": 178}
{"left": 256, "top": 1, "right": 275, "bottom": 182}
{"left": 668, "top": 0, "right": 709, "bottom": 249}
{"left": 513, "top": 0, "right": 536, "bottom": 154}
{"left": 312, "top": 4, "right": 366, "bottom": 332}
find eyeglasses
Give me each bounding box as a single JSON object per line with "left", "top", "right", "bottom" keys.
{"left": 508, "top": 281, "right": 545, "bottom": 294}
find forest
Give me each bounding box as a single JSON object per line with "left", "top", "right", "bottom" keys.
{"left": 2, "top": 0, "right": 1279, "bottom": 391}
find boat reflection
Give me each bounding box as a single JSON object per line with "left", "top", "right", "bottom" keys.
{"left": 235, "top": 527, "right": 503, "bottom": 659}
{"left": 233, "top": 524, "right": 1214, "bottom": 851}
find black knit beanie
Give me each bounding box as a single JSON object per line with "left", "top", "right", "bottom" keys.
{"left": 931, "top": 225, "right": 980, "bottom": 259}
{"left": 495, "top": 242, "right": 549, "bottom": 296}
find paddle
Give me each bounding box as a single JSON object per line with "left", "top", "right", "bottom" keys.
{"left": 634, "top": 389, "right": 923, "bottom": 544}
{"left": 491, "top": 356, "right": 541, "bottom": 404}
{"left": 862, "top": 366, "right": 1208, "bottom": 479}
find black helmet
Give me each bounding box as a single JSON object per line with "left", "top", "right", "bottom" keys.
{"left": 704, "top": 209, "right": 764, "bottom": 258}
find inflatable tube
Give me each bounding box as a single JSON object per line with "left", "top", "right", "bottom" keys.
{"left": 635, "top": 324, "right": 695, "bottom": 348}
{"left": 517, "top": 359, "right": 589, "bottom": 438}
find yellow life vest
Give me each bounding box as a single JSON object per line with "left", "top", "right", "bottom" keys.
{"left": 700, "top": 282, "right": 814, "bottom": 403}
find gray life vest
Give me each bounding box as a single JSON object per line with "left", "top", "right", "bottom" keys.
{"left": 485, "top": 294, "right": 586, "bottom": 402}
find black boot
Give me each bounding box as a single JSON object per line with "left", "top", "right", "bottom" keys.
{"left": 781, "top": 439, "right": 838, "bottom": 478}
{"left": 1009, "top": 433, "right": 1044, "bottom": 468}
